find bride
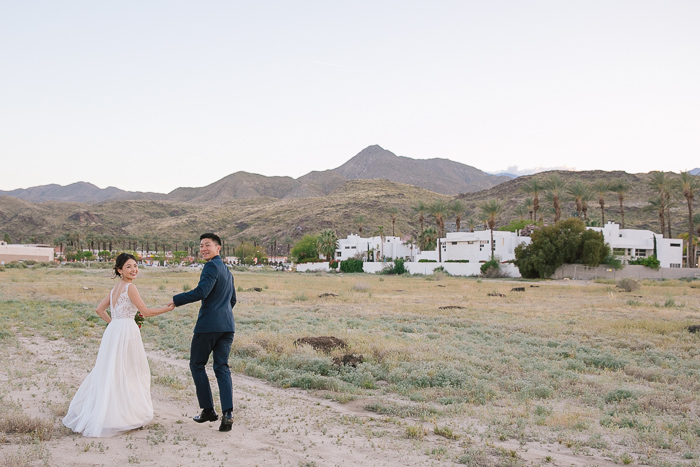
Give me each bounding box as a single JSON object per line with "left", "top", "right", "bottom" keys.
{"left": 63, "top": 253, "right": 174, "bottom": 437}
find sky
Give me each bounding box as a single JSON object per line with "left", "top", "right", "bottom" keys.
{"left": 1, "top": 1, "right": 699, "bottom": 193}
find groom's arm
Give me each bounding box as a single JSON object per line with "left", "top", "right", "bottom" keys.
{"left": 230, "top": 275, "right": 237, "bottom": 309}
{"left": 172, "top": 262, "right": 217, "bottom": 307}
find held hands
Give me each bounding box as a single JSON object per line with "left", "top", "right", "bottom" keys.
{"left": 166, "top": 302, "right": 175, "bottom": 312}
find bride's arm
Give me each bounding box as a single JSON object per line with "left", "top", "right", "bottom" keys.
{"left": 127, "top": 284, "right": 175, "bottom": 317}
{"left": 96, "top": 294, "right": 111, "bottom": 324}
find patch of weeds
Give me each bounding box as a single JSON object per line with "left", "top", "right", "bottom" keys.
{"left": 617, "top": 278, "right": 640, "bottom": 292}
{"left": 619, "top": 452, "right": 635, "bottom": 465}
{"left": 182, "top": 284, "right": 191, "bottom": 292}
{"left": 293, "top": 292, "right": 309, "bottom": 301}
{"left": 626, "top": 299, "right": 641, "bottom": 306}
{"left": 426, "top": 446, "right": 448, "bottom": 459}
{"left": 456, "top": 447, "right": 490, "bottom": 465}
{"left": 405, "top": 424, "right": 427, "bottom": 439}
{"left": 434, "top": 425, "right": 459, "bottom": 440}
{"left": 605, "top": 389, "right": 636, "bottom": 403}
{"left": 0, "top": 412, "right": 54, "bottom": 441}
{"left": 364, "top": 401, "right": 442, "bottom": 419}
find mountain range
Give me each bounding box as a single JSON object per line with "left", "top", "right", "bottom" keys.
{"left": 0, "top": 145, "right": 509, "bottom": 204}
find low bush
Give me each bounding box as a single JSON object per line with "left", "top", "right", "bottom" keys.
{"left": 628, "top": 255, "right": 661, "bottom": 270}
{"left": 340, "top": 258, "right": 363, "bottom": 273}
{"left": 617, "top": 277, "right": 641, "bottom": 292}
{"left": 381, "top": 258, "right": 405, "bottom": 275}
{"left": 418, "top": 259, "right": 437, "bottom": 263}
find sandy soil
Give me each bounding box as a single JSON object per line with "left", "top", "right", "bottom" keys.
{"left": 0, "top": 333, "right": 617, "bottom": 467}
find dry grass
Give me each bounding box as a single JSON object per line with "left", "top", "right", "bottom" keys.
{"left": 1, "top": 265, "right": 700, "bottom": 465}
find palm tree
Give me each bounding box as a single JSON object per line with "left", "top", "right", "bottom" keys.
{"left": 514, "top": 204, "right": 527, "bottom": 221}
{"left": 388, "top": 207, "right": 398, "bottom": 237}
{"left": 648, "top": 172, "right": 674, "bottom": 237}
{"left": 419, "top": 226, "right": 438, "bottom": 251}
{"left": 284, "top": 236, "right": 293, "bottom": 255}
{"left": 566, "top": 181, "right": 590, "bottom": 219}
{"left": 316, "top": 230, "right": 338, "bottom": 261}
{"left": 449, "top": 200, "right": 465, "bottom": 232}
{"left": 374, "top": 226, "right": 386, "bottom": 260}
{"left": 543, "top": 175, "right": 569, "bottom": 223}
{"left": 411, "top": 202, "right": 427, "bottom": 237}
{"left": 521, "top": 178, "right": 543, "bottom": 222}
{"left": 591, "top": 180, "right": 612, "bottom": 225}
{"left": 428, "top": 200, "right": 449, "bottom": 239}
{"left": 523, "top": 198, "right": 534, "bottom": 222}
{"left": 353, "top": 216, "right": 365, "bottom": 236}
{"left": 611, "top": 180, "right": 631, "bottom": 229}
{"left": 646, "top": 196, "right": 666, "bottom": 235}
{"left": 466, "top": 217, "right": 476, "bottom": 233}
{"left": 479, "top": 200, "right": 505, "bottom": 260}
{"left": 694, "top": 213, "right": 700, "bottom": 267}
{"left": 679, "top": 171, "right": 700, "bottom": 267}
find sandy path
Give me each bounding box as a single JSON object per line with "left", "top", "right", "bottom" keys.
{"left": 1, "top": 334, "right": 616, "bottom": 466}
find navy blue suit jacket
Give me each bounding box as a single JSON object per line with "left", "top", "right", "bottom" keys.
{"left": 173, "top": 256, "right": 236, "bottom": 334}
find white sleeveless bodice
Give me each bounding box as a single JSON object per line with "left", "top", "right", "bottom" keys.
{"left": 110, "top": 283, "right": 138, "bottom": 320}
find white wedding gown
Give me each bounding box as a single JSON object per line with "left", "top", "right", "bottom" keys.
{"left": 63, "top": 282, "right": 153, "bottom": 437}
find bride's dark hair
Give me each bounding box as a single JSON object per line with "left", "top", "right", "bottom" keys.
{"left": 113, "top": 253, "right": 137, "bottom": 278}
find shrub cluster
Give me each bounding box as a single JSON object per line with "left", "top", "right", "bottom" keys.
{"left": 339, "top": 258, "right": 363, "bottom": 273}
{"left": 617, "top": 277, "right": 641, "bottom": 292}
{"left": 628, "top": 255, "right": 661, "bottom": 270}
{"left": 381, "top": 258, "right": 406, "bottom": 275}
{"left": 514, "top": 218, "right": 610, "bottom": 279}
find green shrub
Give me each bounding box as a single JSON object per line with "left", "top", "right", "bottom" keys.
{"left": 381, "top": 258, "right": 405, "bottom": 275}
{"left": 329, "top": 259, "right": 339, "bottom": 269}
{"left": 628, "top": 255, "right": 661, "bottom": 270}
{"left": 514, "top": 218, "right": 609, "bottom": 278}
{"left": 340, "top": 258, "right": 364, "bottom": 273}
{"left": 418, "top": 259, "right": 437, "bottom": 262}
{"left": 480, "top": 259, "right": 499, "bottom": 274}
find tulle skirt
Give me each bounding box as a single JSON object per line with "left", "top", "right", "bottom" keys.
{"left": 63, "top": 318, "right": 153, "bottom": 437}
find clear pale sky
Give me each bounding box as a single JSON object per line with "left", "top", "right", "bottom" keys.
{"left": 1, "top": 1, "right": 698, "bottom": 193}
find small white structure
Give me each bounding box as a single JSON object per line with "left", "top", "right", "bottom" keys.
{"left": 336, "top": 234, "right": 415, "bottom": 261}
{"left": 0, "top": 241, "right": 55, "bottom": 264}
{"left": 426, "top": 230, "right": 532, "bottom": 264}
{"left": 588, "top": 222, "right": 683, "bottom": 268}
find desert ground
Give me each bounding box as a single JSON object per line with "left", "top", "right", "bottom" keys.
{"left": 1, "top": 264, "right": 699, "bottom": 466}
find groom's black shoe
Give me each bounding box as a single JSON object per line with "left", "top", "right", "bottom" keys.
{"left": 193, "top": 409, "right": 218, "bottom": 423}
{"left": 219, "top": 410, "right": 233, "bottom": 432}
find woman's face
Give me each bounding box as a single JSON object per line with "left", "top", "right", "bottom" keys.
{"left": 118, "top": 259, "right": 138, "bottom": 279}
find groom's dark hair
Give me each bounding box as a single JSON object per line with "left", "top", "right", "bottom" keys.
{"left": 200, "top": 233, "right": 221, "bottom": 246}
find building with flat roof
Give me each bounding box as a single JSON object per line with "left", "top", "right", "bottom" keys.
{"left": 0, "top": 241, "right": 55, "bottom": 264}
{"left": 587, "top": 222, "right": 683, "bottom": 268}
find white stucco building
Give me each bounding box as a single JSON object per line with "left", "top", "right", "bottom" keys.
{"left": 430, "top": 230, "right": 532, "bottom": 264}
{"left": 588, "top": 222, "right": 683, "bottom": 268}
{"left": 0, "top": 241, "right": 55, "bottom": 264}
{"left": 335, "top": 234, "right": 416, "bottom": 261}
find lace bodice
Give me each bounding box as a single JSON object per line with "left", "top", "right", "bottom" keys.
{"left": 110, "top": 283, "right": 138, "bottom": 320}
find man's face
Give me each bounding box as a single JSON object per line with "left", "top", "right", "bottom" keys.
{"left": 200, "top": 238, "right": 221, "bottom": 261}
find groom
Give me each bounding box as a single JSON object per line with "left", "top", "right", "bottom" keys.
{"left": 169, "top": 233, "right": 237, "bottom": 432}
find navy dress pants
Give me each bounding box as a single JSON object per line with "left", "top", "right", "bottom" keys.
{"left": 190, "top": 332, "right": 234, "bottom": 413}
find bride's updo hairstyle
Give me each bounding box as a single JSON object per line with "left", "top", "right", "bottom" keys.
{"left": 113, "top": 253, "right": 137, "bottom": 278}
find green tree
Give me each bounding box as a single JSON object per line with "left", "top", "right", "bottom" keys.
{"left": 3, "top": 233, "right": 10, "bottom": 243}
{"left": 521, "top": 178, "right": 544, "bottom": 222}
{"left": 419, "top": 226, "right": 437, "bottom": 251}
{"left": 611, "top": 180, "right": 631, "bottom": 229}
{"left": 290, "top": 234, "right": 319, "bottom": 263}
{"left": 679, "top": 171, "right": 700, "bottom": 267}
{"left": 543, "top": 175, "right": 569, "bottom": 223}
{"left": 449, "top": 200, "right": 465, "bottom": 232}
{"left": 317, "top": 229, "right": 338, "bottom": 261}
{"left": 514, "top": 218, "right": 610, "bottom": 279}
{"left": 236, "top": 242, "right": 268, "bottom": 265}
{"left": 428, "top": 200, "right": 449, "bottom": 239}
{"left": 479, "top": 199, "right": 505, "bottom": 260}
{"left": 411, "top": 202, "right": 427, "bottom": 238}
{"left": 388, "top": 207, "right": 399, "bottom": 237}
{"left": 648, "top": 172, "right": 673, "bottom": 237}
